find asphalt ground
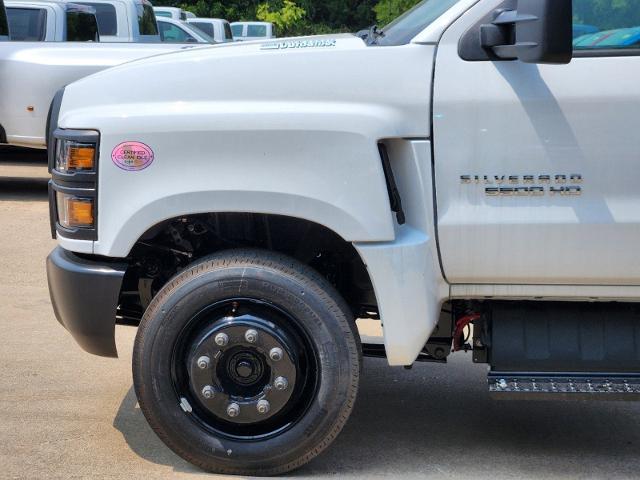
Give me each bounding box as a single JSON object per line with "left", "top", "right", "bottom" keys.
{"left": 1, "top": 149, "right": 640, "bottom": 479}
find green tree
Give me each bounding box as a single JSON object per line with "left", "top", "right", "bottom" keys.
{"left": 257, "top": 0, "right": 306, "bottom": 36}
{"left": 374, "top": 0, "right": 420, "bottom": 26}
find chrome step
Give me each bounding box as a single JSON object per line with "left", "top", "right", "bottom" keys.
{"left": 488, "top": 372, "right": 640, "bottom": 401}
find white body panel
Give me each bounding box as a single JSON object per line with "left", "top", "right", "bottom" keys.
{"left": 57, "top": 36, "right": 443, "bottom": 363}
{"left": 0, "top": 42, "right": 196, "bottom": 148}
{"left": 434, "top": 0, "right": 640, "bottom": 286}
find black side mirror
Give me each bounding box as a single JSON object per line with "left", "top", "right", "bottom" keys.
{"left": 481, "top": 0, "right": 572, "bottom": 64}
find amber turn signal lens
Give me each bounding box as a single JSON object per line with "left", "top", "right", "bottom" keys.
{"left": 68, "top": 145, "right": 95, "bottom": 170}
{"left": 55, "top": 139, "right": 96, "bottom": 172}
{"left": 56, "top": 193, "right": 94, "bottom": 228}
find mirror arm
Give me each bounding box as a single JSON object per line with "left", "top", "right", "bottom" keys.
{"left": 480, "top": 8, "right": 539, "bottom": 59}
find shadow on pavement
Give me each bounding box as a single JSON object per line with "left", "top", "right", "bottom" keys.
{"left": 113, "top": 387, "right": 208, "bottom": 475}
{"left": 113, "top": 356, "right": 640, "bottom": 478}
{"left": 0, "top": 178, "right": 49, "bottom": 201}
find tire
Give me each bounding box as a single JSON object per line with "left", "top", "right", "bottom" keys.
{"left": 133, "top": 249, "right": 361, "bottom": 475}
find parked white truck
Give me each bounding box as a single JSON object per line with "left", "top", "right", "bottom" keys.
{"left": 46, "top": 0, "right": 640, "bottom": 476}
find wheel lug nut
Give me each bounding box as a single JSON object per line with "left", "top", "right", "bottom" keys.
{"left": 269, "top": 347, "right": 283, "bottom": 361}
{"left": 215, "top": 333, "right": 229, "bottom": 347}
{"left": 244, "top": 329, "right": 258, "bottom": 343}
{"left": 226, "top": 402, "right": 240, "bottom": 418}
{"left": 257, "top": 399, "right": 270, "bottom": 414}
{"left": 201, "top": 385, "right": 215, "bottom": 399}
{"left": 274, "top": 376, "right": 289, "bottom": 391}
{"left": 197, "top": 356, "right": 211, "bottom": 369}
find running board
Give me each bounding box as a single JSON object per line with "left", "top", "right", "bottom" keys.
{"left": 488, "top": 372, "right": 640, "bottom": 401}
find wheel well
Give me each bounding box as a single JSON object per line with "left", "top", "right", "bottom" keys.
{"left": 118, "top": 213, "right": 378, "bottom": 324}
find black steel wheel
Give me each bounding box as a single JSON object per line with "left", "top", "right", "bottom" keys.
{"left": 133, "top": 249, "right": 361, "bottom": 475}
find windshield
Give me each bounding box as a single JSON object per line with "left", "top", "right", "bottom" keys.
{"left": 375, "top": 0, "right": 462, "bottom": 46}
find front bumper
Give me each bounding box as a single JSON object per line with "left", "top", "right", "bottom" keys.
{"left": 46, "top": 247, "right": 127, "bottom": 357}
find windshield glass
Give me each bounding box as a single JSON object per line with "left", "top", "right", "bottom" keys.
{"left": 375, "top": 0, "right": 462, "bottom": 46}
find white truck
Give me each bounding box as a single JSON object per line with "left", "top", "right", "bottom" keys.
{"left": 187, "top": 17, "right": 233, "bottom": 43}
{"left": 0, "top": 41, "right": 199, "bottom": 148}
{"left": 63, "top": 0, "right": 159, "bottom": 42}
{"left": 5, "top": 0, "right": 99, "bottom": 41}
{"left": 152, "top": 5, "right": 184, "bottom": 21}
{"left": 230, "top": 20, "right": 275, "bottom": 41}
{"left": 46, "top": 0, "right": 640, "bottom": 476}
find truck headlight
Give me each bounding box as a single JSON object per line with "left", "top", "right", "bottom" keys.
{"left": 48, "top": 128, "right": 99, "bottom": 240}
{"left": 56, "top": 138, "right": 96, "bottom": 172}
{"left": 56, "top": 193, "right": 95, "bottom": 229}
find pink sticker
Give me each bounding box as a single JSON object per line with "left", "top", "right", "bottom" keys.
{"left": 111, "top": 141, "right": 154, "bottom": 171}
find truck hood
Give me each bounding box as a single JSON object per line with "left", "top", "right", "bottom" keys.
{"left": 59, "top": 32, "right": 434, "bottom": 139}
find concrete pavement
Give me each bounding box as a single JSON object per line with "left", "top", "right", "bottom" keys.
{"left": 1, "top": 175, "right": 640, "bottom": 479}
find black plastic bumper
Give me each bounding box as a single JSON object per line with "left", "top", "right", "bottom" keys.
{"left": 46, "top": 247, "right": 127, "bottom": 357}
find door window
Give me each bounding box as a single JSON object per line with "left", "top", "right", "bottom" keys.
{"left": 6, "top": 7, "right": 46, "bottom": 41}
{"left": 66, "top": 11, "right": 100, "bottom": 41}
{"left": 247, "top": 24, "right": 267, "bottom": 37}
{"left": 231, "top": 23, "right": 243, "bottom": 37}
{"left": 573, "top": 0, "right": 640, "bottom": 50}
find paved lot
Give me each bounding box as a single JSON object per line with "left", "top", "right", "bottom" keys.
{"left": 2, "top": 153, "right": 640, "bottom": 479}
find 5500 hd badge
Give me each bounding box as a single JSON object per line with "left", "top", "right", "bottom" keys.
{"left": 460, "top": 174, "right": 583, "bottom": 196}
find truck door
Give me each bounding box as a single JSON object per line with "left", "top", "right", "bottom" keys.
{"left": 433, "top": 0, "right": 640, "bottom": 285}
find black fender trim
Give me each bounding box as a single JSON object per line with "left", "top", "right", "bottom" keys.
{"left": 46, "top": 246, "right": 127, "bottom": 357}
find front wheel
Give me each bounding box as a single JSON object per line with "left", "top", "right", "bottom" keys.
{"left": 132, "top": 249, "right": 361, "bottom": 475}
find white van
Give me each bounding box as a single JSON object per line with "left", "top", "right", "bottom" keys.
{"left": 187, "top": 17, "right": 232, "bottom": 43}
{"left": 230, "top": 21, "right": 275, "bottom": 41}
{"left": 6, "top": 0, "right": 99, "bottom": 41}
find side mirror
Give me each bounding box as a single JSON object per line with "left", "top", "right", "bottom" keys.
{"left": 480, "top": 0, "right": 572, "bottom": 64}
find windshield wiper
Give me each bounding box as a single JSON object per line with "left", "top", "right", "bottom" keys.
{"left": 356, "top": 24, "right": 385, "bottom": 45}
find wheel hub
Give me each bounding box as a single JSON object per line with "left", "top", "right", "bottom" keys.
{"left": 187, "top": 314, "right": 298, "bottom": 425}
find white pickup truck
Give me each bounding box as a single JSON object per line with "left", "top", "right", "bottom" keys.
{"left": 46, "top": 0, "right": 640, "bottom": 476}
{"left": 6, "top": 0, "right": 99, "bottom": 41}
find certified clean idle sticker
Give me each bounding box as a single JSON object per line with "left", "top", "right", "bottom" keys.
{"left": 111, "top": 141, "right": 155, "bottom": 171}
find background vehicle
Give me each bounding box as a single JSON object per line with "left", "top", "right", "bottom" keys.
{"left": 6, "top": 0, "right": 98, "bottom": 41}
{"left": 0, "top": 0, "right": 11, "bottom": 39}
{"left": 152, "top": 5, "right": 183, "bottom": 20}
{"left": 157, "top": 16, "right": 211, "bottom": 43}
{"left": 46, "top": 0, "right": 640, "bottom": 476}
{"left": 230, "top": 20, "right": 274, "bottom": 41}
{"left": 67, "top": 0, "right": 159, "bottom": 42}
{"left": 183, "top": 9, "right": 194, "bottom": 18}
{"left": 187, "top": 17, "right": 232, "bottom": 43}
{"left": 0, "top": 41, "right": 198, "bottom": 148}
